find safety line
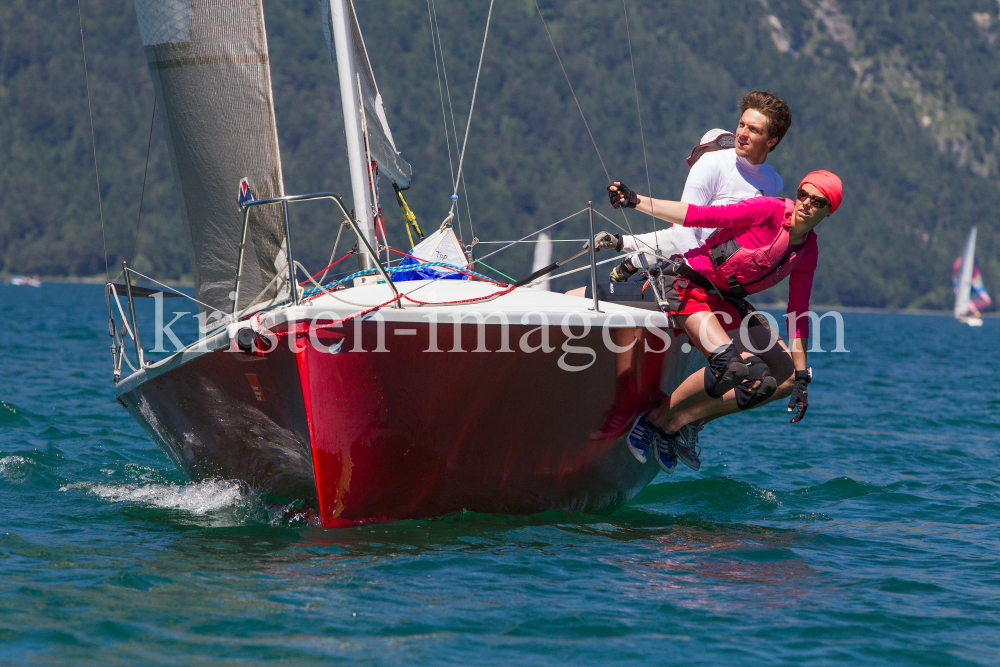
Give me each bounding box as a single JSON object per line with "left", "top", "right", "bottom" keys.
{"left": 473, "top": 208, "right": 588, "bottom": 264}
{"left": 127, "top": 269, "right": 218, "bottom": 313}
{"left": 77, "top": 0, "right": 109, "bottom": 281}
{"left": 475, "top": 238, "right": 587, "bottom": 243}
{"left": 541, "top": 251, "right": 638, "bottom": 283}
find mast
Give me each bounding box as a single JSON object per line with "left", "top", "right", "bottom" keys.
{"left": 327, "top": 0, "right": 376, "bottom": 271}
{"left": 954, "top": 226, "right": 977, "bottom": 319}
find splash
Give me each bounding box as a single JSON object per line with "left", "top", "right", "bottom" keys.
{"left": 0, "top": 456, "right": 29, "bottom": 483}
{"left": 62, "top": 479, "right": 243, "bottom": 515}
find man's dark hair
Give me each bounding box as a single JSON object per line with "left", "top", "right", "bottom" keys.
{"left": 739, "top": 90, "right": 792, "bottom": 152}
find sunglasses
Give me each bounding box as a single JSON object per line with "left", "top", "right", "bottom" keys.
{"left": 796, "top": 188, "right": 830, "bottom": 209}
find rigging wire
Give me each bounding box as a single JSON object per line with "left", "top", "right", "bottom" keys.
{"left": 451, "top": 0, "right": 494, "bottom": 207}
{"left": 621, "top": 0, "right": 660, "bottom": 249}
{"left": 76, "top": 0, "right": 110, "bottom": 282}
{"left": 428, "top": 0, "right": 477, "bottom": 241}
{"left": 530, "top": 0, "right": 637, "bottom": 241}
{"left": 428, "top": 0, "right": 478, "bottom": 243}
{"left": 426, "top": 0, "right": 466, "bottom": 241}
{"left": 131, "top": 97, "right": 157, "bottom": 266}
{"left": 317, "top": 218, "right": 349, "bottom": 285}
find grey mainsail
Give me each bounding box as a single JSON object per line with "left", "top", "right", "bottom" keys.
{"left": 323, "top": 0, "right": 412, "bottom": 188}
{"left": 134, "top": 0, "right": 288, "bottom": 316}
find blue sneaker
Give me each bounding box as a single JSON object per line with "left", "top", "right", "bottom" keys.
{"left": 654, "top": 433, "right": 678, "bottom": 475}
{"left": 626, "top": 413, "right": 657, "bottom": 464}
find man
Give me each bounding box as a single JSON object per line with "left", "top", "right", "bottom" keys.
{"left": 603, "top": 90, "right": 791, "bottom": 279}
{"left": 606, "top": 172, "right": 842, "bottom": 476}
{"left": 593, "top": 90, "right": 794, "bottom": 471}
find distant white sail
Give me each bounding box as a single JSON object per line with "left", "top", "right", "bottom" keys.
{"left": 953, "top": 227, "right": 977, "bottom": 319}
{"left": 323, "top": 0, "right": 412, "bottom": 188}
{"left": 530, "top": 233, "right": 553, "bottom": 291}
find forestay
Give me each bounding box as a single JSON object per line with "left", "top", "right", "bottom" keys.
{"left": 322, "top": 0, "right": 412, "bottom": 188}
{"left": 133, "top": 0, "right": 289, "bottom": 316}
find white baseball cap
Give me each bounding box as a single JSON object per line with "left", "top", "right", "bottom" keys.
{"left": 686, "top": 128, "right": 736, "bottom": 166}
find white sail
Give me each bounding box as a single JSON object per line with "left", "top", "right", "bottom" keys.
{"left": 954, "top": 227, "right": 977, "bottom": 319}
{"left": 529, "top": 233, "right": 553, "bottom": 291}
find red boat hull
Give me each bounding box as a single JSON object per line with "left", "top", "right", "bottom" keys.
{"left": 118, "top": 319, "right": 694, "bottom": 525}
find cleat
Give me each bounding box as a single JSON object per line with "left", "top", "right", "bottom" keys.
{"left": 673, "top": 420, "right": 704, "bottom": 471}
{"left": 626, "top": 413, "right": 658, "bottom": 464}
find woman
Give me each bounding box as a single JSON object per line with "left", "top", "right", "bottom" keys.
{"left": 601, "top": 171, "right": 843, "bottom": 474}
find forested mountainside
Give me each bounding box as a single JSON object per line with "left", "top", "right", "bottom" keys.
{"left": 2, "top": 0, "right": 999, "bottom": 309}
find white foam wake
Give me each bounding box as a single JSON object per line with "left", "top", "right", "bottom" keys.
{"left": 0, "top": 456, "right": 29, "bottom": 483}
{"left": 62, "top": 479, "right": 243, "bottom": 515}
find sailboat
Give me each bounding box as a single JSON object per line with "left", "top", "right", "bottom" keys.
{"left": 108, "top": 0, "right": 696, "bottom": 525}
{"left": 952, "top": 227, "right": 991, "bottom": 327}
{"left": 529, "top": 233, "right": 554, "bottom": 291}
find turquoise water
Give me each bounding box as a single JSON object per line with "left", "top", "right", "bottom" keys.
{"left": 2, "top": 283, "right": 999, "bottom": 665}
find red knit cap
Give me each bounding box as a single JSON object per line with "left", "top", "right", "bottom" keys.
{"left": 799, "top": 170, "right": 843, "bottom": 213}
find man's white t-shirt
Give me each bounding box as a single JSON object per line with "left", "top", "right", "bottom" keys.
{"left": 622, "top": 149, "right": 783, "bottom": 262}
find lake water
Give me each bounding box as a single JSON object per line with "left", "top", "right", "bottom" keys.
{"left": 2, "top": 283, "right": 998, "bottom": 665}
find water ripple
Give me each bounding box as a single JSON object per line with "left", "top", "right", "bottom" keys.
{"left": 1, "top": 286, "right": 999, "bottom": 665}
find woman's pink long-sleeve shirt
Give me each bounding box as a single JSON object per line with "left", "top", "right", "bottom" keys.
{"left": 680, "top": 197, "right": 818, "bottom": 339}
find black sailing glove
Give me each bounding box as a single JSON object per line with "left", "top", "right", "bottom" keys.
{"left": 787, "top": 369, "right": 811, "bottom": 423}
{"left": 593, "top": 231, "right": 623, "bottom": 252}
{"left": 608, "top": 181, "right": 639, "bottom": 209}
{"left": 610, "top": 259, "right": 638, "bottom": 283}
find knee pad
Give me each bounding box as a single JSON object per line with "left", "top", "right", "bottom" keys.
{"left": 734, "top": 355, "right": 778, "bottom": 410}
{"left": 703, "top": 343, "right": 749, "bottom": 399}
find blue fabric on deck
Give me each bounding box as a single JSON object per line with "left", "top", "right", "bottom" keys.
{"left": 391, "top": 256, "right": 469, "bottom": 282}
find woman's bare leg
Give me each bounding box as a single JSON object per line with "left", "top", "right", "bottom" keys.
{"left": 648, "top": 311, "right": 749, "bottom": 429}
{"left": 658, "top": 323, "right": 796, "bottom": 432}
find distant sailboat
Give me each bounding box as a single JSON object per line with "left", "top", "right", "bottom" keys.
{"left": 529, "top": 233, "right": 553, "bottom": 291}
{"left": 952, "top": 227, "right": 991, "bottom": 327}
{"left": 7, "top": 275, "right": 41, "bottom": 287}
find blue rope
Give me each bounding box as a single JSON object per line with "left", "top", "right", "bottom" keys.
{"left": 299, "top": 261, "right": 497, "bottom": 300}
{"left": 243, "top": 262, "right": 498, "bottom": 322}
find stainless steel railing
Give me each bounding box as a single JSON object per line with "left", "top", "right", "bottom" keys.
{"left": 232, "top": 192, "right": 401, "bottom": 319}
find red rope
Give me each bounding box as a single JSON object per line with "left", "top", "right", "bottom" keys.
{"left": 261, "top": 245, "right": 519, "bottom": 337}
{"left": 266, "top": 283, "right": 518, "bottom": 338}
{"left": 270, "top": 295, "right": 400, "bottom": 338}
{"left": 300, "top": 250, "right": 357, "bottom": 286}
{"left": 401, "top": 285, "right": 516, "bottom": 306}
